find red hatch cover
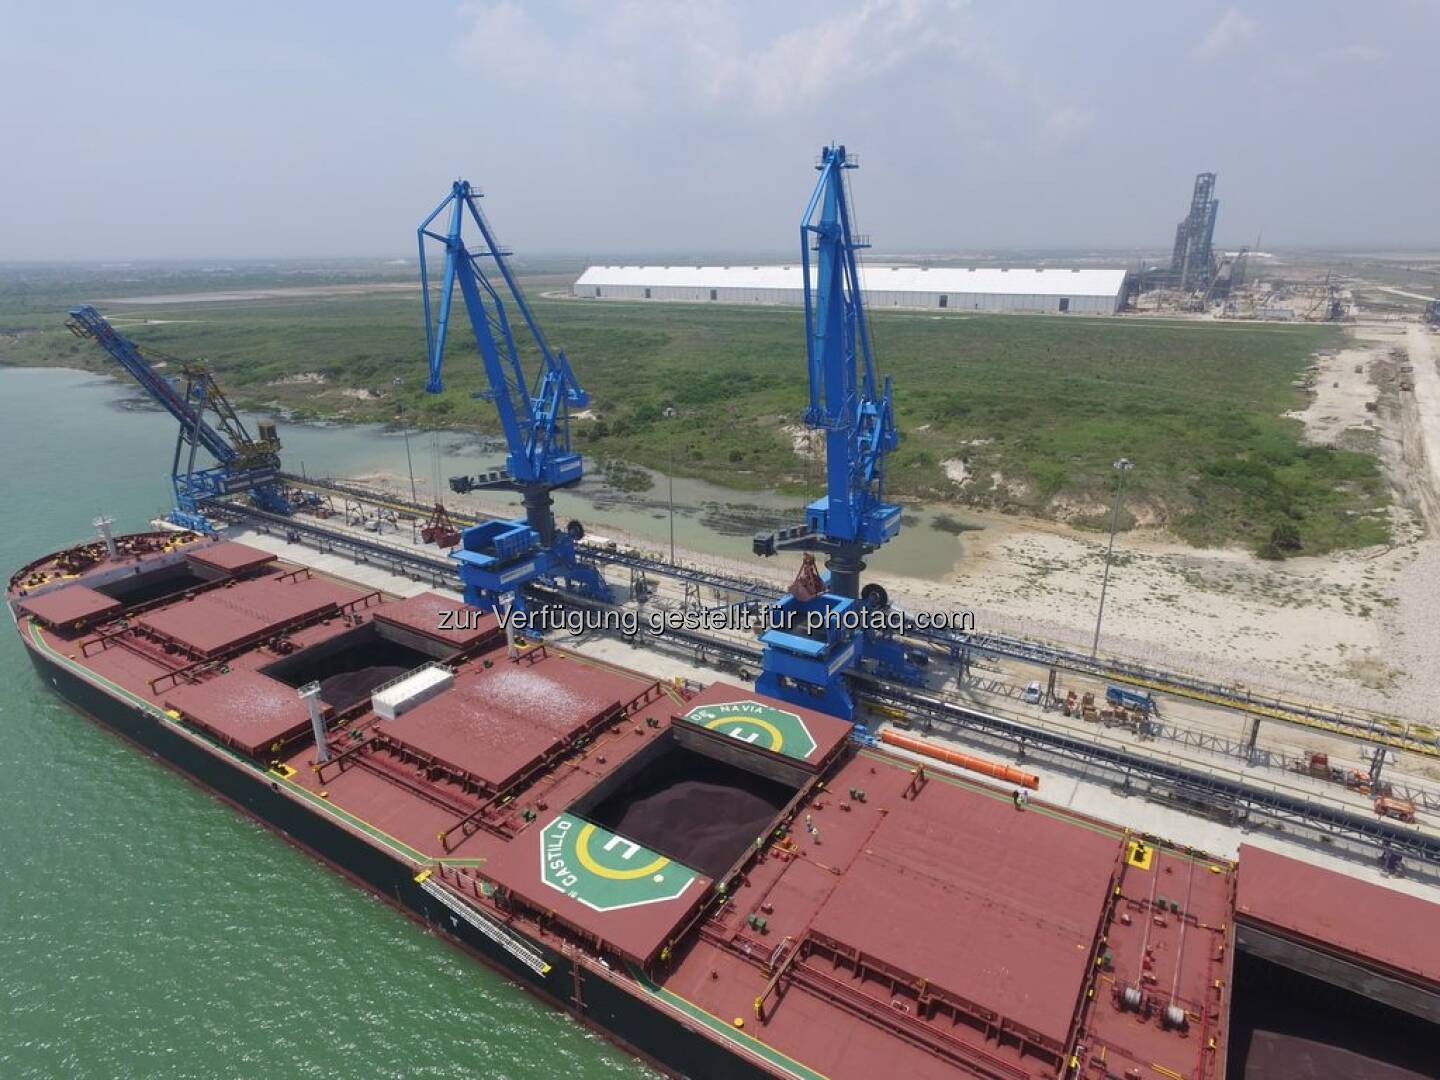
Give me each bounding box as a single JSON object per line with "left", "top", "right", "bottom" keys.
{"left": 809, "top": 775, "right": 1121, "bottom": 1052}
{"left": 372, "top": 591, "right": 500, "bottom": 650}
{"left": 165, "top": 669, "right": 320, "bottom": 757}
{"left": 135, "top": 574, "right": 363, "bottom": 658}
{"left": 676, "top": 681, "right": 853, "bottom": 770}
{"left": 1236, "top": 844, "right": 1440, "bottom": 986}
{"left": 372, "top": 656, "right": 632, "bottom": 791}
{"left": 187, "top": 540, "right": 277, "bottom": 575}
{"left": 18, "top": 584, "right": 123, "bottom": 631}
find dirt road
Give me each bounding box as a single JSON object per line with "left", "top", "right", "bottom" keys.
{"left": 1405, "top": 325, "right": 1440, "bottom": 526}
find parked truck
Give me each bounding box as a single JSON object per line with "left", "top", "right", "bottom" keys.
{"left": 1106, "top": 685, "right": 1156, "bottom": 714}
{"left": 1374, "top": 796, "right": 1418, "bottom": 824}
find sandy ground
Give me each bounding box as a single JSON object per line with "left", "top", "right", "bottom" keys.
{"left": 880, "top": 521, "right": 1417, "bottom": 709}
{"left": 1284, "top": 343, "right": 1378, "bottom": 444}
{"left": 1403, "top": 325, "right": 1440, "bottom": 519}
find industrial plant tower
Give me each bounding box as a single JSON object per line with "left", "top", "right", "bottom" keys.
{"left": 1171, "top": 171, "right": 1220, "bottom": 292}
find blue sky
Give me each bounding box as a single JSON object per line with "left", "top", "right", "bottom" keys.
{"left": 1, "top": 1, "right": 1434, "bottom": 259}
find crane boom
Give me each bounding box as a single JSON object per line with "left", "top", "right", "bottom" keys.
{"left": 68, "top": 305, "right": 237, "bottom": 464}
{"left": 66, "top": 305, "right": 289, "bottom": 531}
{"left": 802, "top": 145, "right": 899, "bottom": 561}
{"left": 755, "top": 145, "right": 901, "bottom": 599}
{"left": 420, "top": 179, "right": 587, "bottom": 493}
{"left": 753, "top": 146, "right": 917, "bottom": 722}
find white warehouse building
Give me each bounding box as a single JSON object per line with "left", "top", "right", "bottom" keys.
{"left": 572, "top": 265, "right": 1129, "bottom": 315}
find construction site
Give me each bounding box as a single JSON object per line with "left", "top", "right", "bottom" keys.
{"left": 1129, "top": 171, "right": 1440, "bottom": 326}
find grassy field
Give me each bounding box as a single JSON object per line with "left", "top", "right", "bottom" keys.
{"left": 0, "top": 266, "right": 1386, "bottom": 554}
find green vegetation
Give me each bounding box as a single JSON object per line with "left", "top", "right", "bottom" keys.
{"left": 931, "top": 513, "right": 981, "bottom": 535}
{"left": 593, "top": 457, "right": 654, "bottom": 494}
{"left": 0, "top": 265, "right": 1387, "bottom": 554}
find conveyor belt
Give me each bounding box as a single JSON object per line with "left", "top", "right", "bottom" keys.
{"left": 210, "top": 502, "right": 456, "bottom": 582}
{"left": 215, "top": 499, "right": 1438, "bottom": 875}
{"left": 862, "top": 680, "right": 1440, "bottom": 873}
{"left": 266, "top": 476, "right": 1440, "bottom": 759}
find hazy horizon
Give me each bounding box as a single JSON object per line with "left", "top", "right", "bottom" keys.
{"left": 3, "top": 2, "right": 1436, "bottom": 261}
{"left": 8, "top": 245, "right": 1438, "bottom": 271}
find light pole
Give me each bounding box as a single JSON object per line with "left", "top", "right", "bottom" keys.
{"left": 664, "top": 409, "right": 678, "bottom": 565}
{"left": 403, "top": 427, "right": 419, "bottom": 506}
{"left": 667, "top": 455, "right": 676, "bottom": 566}
{"left": 1090, "top": 457, "right": 1134, "bottom": 659}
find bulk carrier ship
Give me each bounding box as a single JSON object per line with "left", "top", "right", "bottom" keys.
{"left": 11, "top": 528, "right": 1440, "bottom": 1079}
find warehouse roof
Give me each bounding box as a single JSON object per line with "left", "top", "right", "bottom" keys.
{"left": 575, "top": 264, "right": 1128, "bottom": 298}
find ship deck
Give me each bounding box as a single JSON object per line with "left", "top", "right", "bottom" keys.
{"left": 1235, "top": 843, "right": 1440, "bottom": 991}
{"left": 19, "top": 531, "right": 1384, "bottom": 1080}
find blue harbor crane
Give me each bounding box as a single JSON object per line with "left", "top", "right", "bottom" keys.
{"left": 65, "top": 305, "right": 291, "bottom": 532}
{"left": 419, "top": 179, "right": 610, "bottom": 613}
{"left": 752, "top": 146, "right": 919, "bottom": 720}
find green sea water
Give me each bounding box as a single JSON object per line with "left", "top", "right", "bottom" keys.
{"left": 0, "top": 368, "right": 653, "bottom": 1080}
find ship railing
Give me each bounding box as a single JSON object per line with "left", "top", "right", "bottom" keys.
{"left": 367, "top": 728, "right": 491, "bottom": 799}
{"left": 79, "top": 626, "right": 194, "bottom": 685}
{"left": 340, "top": 590, "right": 385, "bottom": 614}
{"left": 436, "top": 788, "right": 522, "bottom": 852}
{"left": 620, "top": 680, "right": 665, "bottom": 717}
{"left": 512, "top": 641, "right": 548, "bottom": 666}
{"left": 437, "top": 787, "right": 521, "bottom": 852}
{"left": 787, "top": 950, "right": 1033, "bottom": 1080}
{"left": 148, "top": 657, "right": 224, "bottom": 694}
{"left": 696, "top": 918, "right": 732, "bottom": 949}
{"left": 147, "top": 594, "right": 380, "bottom": 694}
{"left": 1065, "top": 844, "right": 1132, "bottom": 1060}
{"left": 801, "top": 929, "right": 1060, "bottom": 1070}
{"left": 347, "top": 743, "right": 479, "bottom": 818}
{"left": 312, "top": 730, "right": 376, "bottom": 783}
{"left": 430, "top": 863, "right": 489, "bottom": 903}
{"left": 81, "top": 624, "right": 132, "bottom": 658}
{"left": 753, "top": 936, "right": 799, "bottom": 1022}
{"left": 438, "top": 700, "right": 627, "bottom": 853}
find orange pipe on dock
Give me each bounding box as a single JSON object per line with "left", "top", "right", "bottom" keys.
{"left": 880, "top": 730, "right": 1040, "bottom": 790}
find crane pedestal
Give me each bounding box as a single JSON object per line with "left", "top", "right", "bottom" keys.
{"left": 755, "top": 592, "right": 863, "bottom": 721}
{"left": 823, "top": 547, "right": 865, "bottom": 602}
{"left": 451, "top": 514, "right": 609, "bottom": 617}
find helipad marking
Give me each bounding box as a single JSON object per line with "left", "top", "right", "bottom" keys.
{"left": 683, "top": 700, "right": 817, "bottom": 761}
{"left": 576, "top": 824, "right": 670, "bottom": 880}
{"left": 539, "top": 813, "right": 698, "bottom": 911}
{"left": 706, "top": 714, "right": 786, "bottom": 751}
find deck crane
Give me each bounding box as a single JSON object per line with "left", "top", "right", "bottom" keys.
{"left": 65, "top": 305, "right": 291, "bottom": 532}
{"left": 752, "top": 146, "right": 918, "bottom": 720}
{"left": 419, "top": 179, "right": 609, "bottom": 613}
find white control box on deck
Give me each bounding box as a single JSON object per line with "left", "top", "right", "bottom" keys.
{"left": 371, "top": 663, "right": 455, "bottom": 721}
